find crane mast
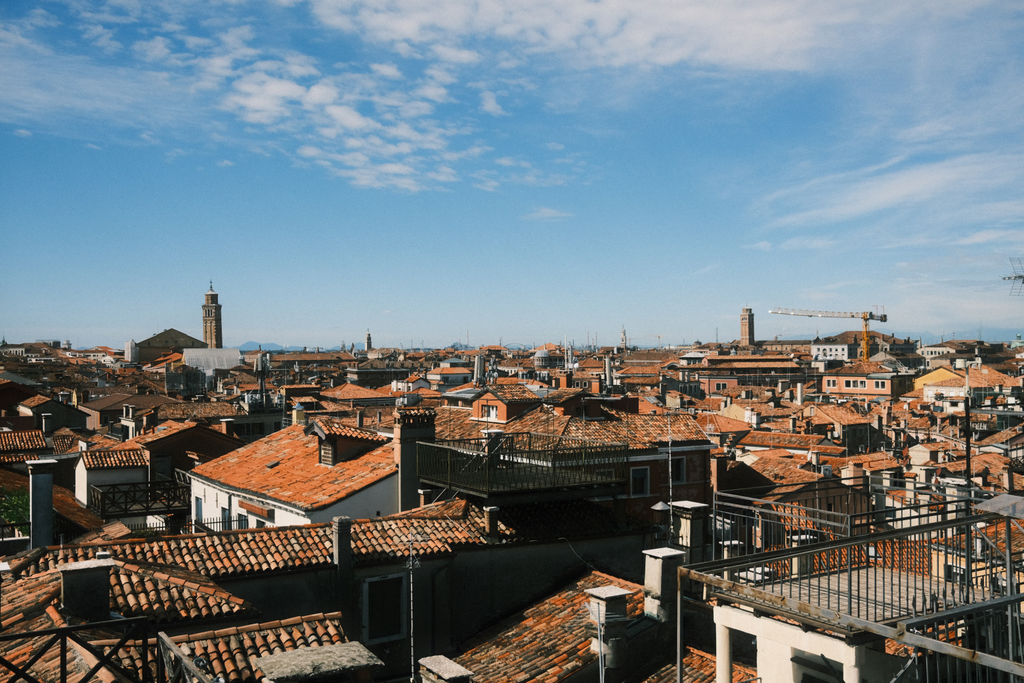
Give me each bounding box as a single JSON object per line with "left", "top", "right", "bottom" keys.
{"left": 769, "top": 307, "right": 888, "bottom": 362}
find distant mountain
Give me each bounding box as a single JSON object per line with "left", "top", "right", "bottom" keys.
{"left": 237, "top": 342, "right": 350, "bottom": 352}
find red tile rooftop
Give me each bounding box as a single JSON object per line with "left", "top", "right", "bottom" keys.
{"left": 191, "top": 424, "right": 395, "bottom": 511}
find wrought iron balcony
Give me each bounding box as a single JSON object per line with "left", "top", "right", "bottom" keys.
{"left": 88, "top": 477, "right": 190, "bottom": 519}
{"left": 417, "top": 431, "right": 627, "bottom": 498}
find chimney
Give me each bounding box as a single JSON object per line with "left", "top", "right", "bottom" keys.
{"left": 643, "top": 547, "right": 686, "bottom": 622}
{"left": 874, "top": 414, "right": 883, "bottom": 432}
{"left": 796, "top": 383, "right": 804, "bottom": 404}
{"left": 585, "top": 586, "right": 633, "bottom": 669}
{"left": 788, "top": 416, "right": 797, "bottom": 432}
{"left": 61, "top": 556, "right": 115, "bottom": 622}
{"left": 40, "top": 413, "right": 54, "bottom": 435}
{"left": 483, "top": 506, "right": 500, "bottom": 541}
{"left": 220, "top": 418, "right": 234, "bottom": 436}
{"left": 710, "top": 457, "right": 729, "bottom": 493}
{"left": 28, "top": 459, "right": 56, "bottom": 548}
{"left": 841, "top": 463, "right": 867, "bottom": 489}
{"left": 332, "top": 516, "right": 354, "bottom": 633}
{"left": 419, "top": 656, "right": 474, "bottom": 683}
{"left": 124, "top": 404, "right": 135, "bottom": 419}
{"left": 393, "top": 409, "right": 436, "bottom": 511}
{"left": 292, "top": 403, "right": 307, "bottom": 426}
{"left": 604, "top": 355, "right": 613, "bottom": 389}
{"left": 356, "top": 410, "right": 364, "bottom": 428}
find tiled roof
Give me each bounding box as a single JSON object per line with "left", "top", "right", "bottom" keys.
{"left": 739, "top": 431, "right": 827, "bottom": 450}
{"left": 309, "top": 417, "right": 389, "bottom": 442}
{"left": 111, "top": 612, "right": 348, "bottom": 683}
{"left": 155, "top": 402, "right": 242, "bottom": 420}
{"left": 82, "top": 447, "right": 148, "bottom": 469}
{"left": 455, "top": 571, "right": 641, "bottom": 683}
{"left": 128, "top": 420, "right": 200, "bottom": 446}
{"left": 749, "top": 454, "right": 821, "bottom": 485}
{"left": 810, "top": 404, "right": 871, "bottom": 426}
{"left": 4, "top": 524, "right": 334, "bottom": 580}
{"left": 696, "top": 414, "right": 752, "bottom": 434}
{"left": 0, "top": 571, "right": 82, "bottom": 681}
{"left": 81, "top": 393, "right": 182, "bottom": 412}
{"left": 111, "top": 559, "right": 256, "bottom": 624}
{"left": 19, "top": 394, "right": 51, "bottom": 408}
{"left": 321, "top": 383, "right": 394, "bottom": 401}
{"left": 0, "top": 430, "right": 47, "bottom": 453}
{"left": 642, "top": 648, "right": 757, "bottom": 683}
{"left": 191, "top": 425, "right": 396, "bottom": 511}
{"left": 486, "top": 383, "right": 541, "bottom": 403}
{"left": 351, "top": 498, "right": 642, "bottom": 564}
{"left": 563, "top": 408, "right": 707, "bottom": 447}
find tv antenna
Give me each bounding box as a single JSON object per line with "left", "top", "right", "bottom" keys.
{"left": 1003, "top": 257, "right": 1024, "bottom": 296}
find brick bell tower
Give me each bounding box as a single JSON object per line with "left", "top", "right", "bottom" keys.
{"left": 203, "top": 282, "right": 223, "bottom": 349}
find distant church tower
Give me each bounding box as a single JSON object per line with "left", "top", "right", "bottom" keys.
{"left": 365, "top": 330, "right": 373, "bottom": 351}
{"left": 740, "top": 308, "right": 755, "bottom": 347}
{"left": 620, "top": 327, "right": 628, "bottom": 351}
{"left": 203, "top": 282, "right": 223, "bottom": 349}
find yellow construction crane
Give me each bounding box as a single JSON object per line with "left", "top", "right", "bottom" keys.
{"left": 769, "top": 307, "right": 888, "bottom": 362}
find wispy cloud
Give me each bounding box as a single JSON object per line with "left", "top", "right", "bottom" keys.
{"left": 524, "top": 207, "right": 573, "bottom": 220}
{"left": 13, "top": 129, "right": 31, "bottom": 137}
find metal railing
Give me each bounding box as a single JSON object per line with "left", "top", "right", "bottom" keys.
{"left": 88, "top": 479, "right": 190, "bottom": 519}
{"left": 0, "top": 617, "right": 154, "bottom": 683}
{"left": 416, "top": 431, "right": 628, "bottom": 496}
{"left": 682, "top": 512, "right": 1024, "bottom": 680}
{"left": 711, "top": 475, "right": 986, "bottom": 561}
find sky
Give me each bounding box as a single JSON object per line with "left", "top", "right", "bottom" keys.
{"left": 2, "top": 0, "right": 1024, "bottom": 351}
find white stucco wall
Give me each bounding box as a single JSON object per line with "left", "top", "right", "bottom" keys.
{"left": 191, "top": 472, "right": 398, "bottom": 528}
{"left": 714, "top": 605, "right": 906, "bottom": 683}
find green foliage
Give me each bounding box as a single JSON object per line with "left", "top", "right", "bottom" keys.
{"left": 0, "top": 487, "right": 30, "bottom": 525}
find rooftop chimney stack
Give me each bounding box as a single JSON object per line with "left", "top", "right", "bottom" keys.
{"left": 40, "top": 413, "right": 53, "bottom": 435}
{"left": 28, "top": 459, "right": 56, "bottom": 549}
{"left": 585, "top": 586, "right": 633, "bottom": 670}
{"left": 61, "top": 557, "right": 115, "bottom": 622}
{"left": 643, "top": 547, "right": 686, "bottom": 622}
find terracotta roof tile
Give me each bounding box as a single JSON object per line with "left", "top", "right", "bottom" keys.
{"left": 0, "top": 430, "right": 47, "bottom": 453}
{"left": 455, "top": 572, "right": 641, "bottom": 683}
{"left": 4, "top": 524, "right": 334, "bottom": 580}
{"left": 191, "top": 425, "right": 396, "bottom": 511}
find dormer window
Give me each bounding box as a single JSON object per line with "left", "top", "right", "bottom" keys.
{"left": 319, "top": 438, "right": 336, "bottom": 466}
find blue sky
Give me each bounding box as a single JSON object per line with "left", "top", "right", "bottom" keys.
{"left": 2, "top": 1, "right": 1023, "bottom": 350}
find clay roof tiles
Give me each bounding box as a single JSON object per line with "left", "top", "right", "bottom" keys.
{"left": 454, "top": 571, "right": 641, "bottom": 683}
{"left": 190, "top": 424, "right": 396, "bottom": 512}
{"left": 4, "top": 524, "right": 335, "bottom": 580}
{"left": 0, "top": 430, "right": 47, "bottom": 453}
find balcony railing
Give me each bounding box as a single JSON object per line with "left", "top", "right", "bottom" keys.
{"left": 88, "top": 478, "right": 190, "bottom": 519}
{"left": 681, "top": 512, "right": 1024, "bottom": 681}
{"left": 417, "top": 431, "right": 627, "bottom": 497}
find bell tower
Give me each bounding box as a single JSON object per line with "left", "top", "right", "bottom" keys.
{"left": 203, "top": 282, "right": 223, "bottom": 349}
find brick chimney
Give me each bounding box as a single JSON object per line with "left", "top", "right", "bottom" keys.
{"left": 483, "top": 506, "right": 500, "bottom": 542}
{"left": 28, "top": 459, "right": 56, "bottom": 549}
{"left": 393, "top": 409, "right": 436, "bottom": 511}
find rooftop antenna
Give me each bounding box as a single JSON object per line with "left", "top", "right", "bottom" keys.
{"left": 1004, "top": 257, "right": 1024, "bottom": 296}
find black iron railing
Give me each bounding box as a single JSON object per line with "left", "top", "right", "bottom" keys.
{"left": 417, "top": 431, "right": 627, "bottom": 496}
{"left": 88, "top": 479, "right": 190, "bottom": 519}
